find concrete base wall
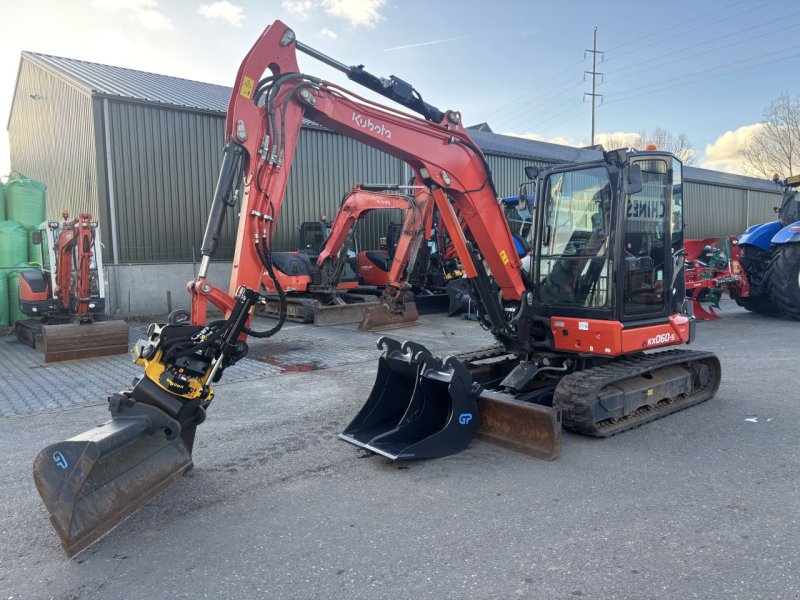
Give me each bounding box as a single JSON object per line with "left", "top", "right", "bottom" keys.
{"left": 106, "top": 262, "right": 233, "bottom": 318}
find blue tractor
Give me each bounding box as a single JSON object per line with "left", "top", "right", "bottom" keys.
{"left": 735, "top": 175, "right": 800, "bottom": 319}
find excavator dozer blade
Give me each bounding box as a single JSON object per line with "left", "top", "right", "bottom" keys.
{"left": 33, "top": 402, "right": 194, "bottom": 558}
{"left": 42, "top": 320, "right": 129, "bottom": 363}
{"left": 313, "top": 303, "right": 372, "bottom": 326}
{"left": 340, "top": 337, "right": 479, "bottom": 460}
{"left": 358, "top": 302, "right": 419, "bottom": 331}
{"left": 476, "top": 390, "right": 562, "bottom": 460}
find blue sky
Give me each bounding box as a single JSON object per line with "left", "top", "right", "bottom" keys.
{"left": 2, "top": 0, "right": 798, "bottom": 175}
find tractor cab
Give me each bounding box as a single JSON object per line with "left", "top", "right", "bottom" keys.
{"left": 776, "top": 175, "right": 800, "bottom": 226}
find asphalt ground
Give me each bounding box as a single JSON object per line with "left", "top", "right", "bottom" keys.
{"left": 0, "top": 301, "right": 798, "bottom": 600}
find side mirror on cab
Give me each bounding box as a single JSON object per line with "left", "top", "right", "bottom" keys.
{"left": 624, "top": 163, "right": 643, "bottom": 196}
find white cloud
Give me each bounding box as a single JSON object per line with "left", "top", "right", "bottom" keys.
{"left": 134, "top": 8, "right": 173, "bottom": 30}
{"left": 320, "top": 27, "right": 337, "bottom": 38}
{"left": 92, "top": 0, "right": 154, "bottom": 8}
{"left": 322, "top": 0, "right": 385, "bottom": 27}
{"left": 703, "top": 124, "right": 763, "bottom": 175}
{"left": 282, "top": 0, "right": 313, "bottom": 19}
{"left": 93, "top": 0, "right": 172, "bottom": 30}
{"left": 280, "top": 0, "right": 385, "bottom": 27}
{"left": 198, "top": 1, "right": 244, "bottom": 26}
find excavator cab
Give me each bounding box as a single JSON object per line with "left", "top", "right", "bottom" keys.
{"left": 530, "top": 149, "right": 685, "bottom": 326}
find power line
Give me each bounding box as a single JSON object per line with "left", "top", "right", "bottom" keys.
{"left": 491, "top": 76, "right": 586, "bottom": 131}
{"left": 487, "top": 63, "right": 586, "bottom": 128}
{"left": 605, "top": 0, "right": 779, "bottom": 61}
{"left": 604, "top": 12, "right": 800, "bottom": 78}
{"left": 604, "top": 43, "right": 800, "bottom": 106}
{"left": 604, "top": 0, "right": 753, "bottom": 53}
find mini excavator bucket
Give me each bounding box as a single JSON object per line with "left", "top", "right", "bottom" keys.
{"left": 340, "top": 337, "right": 479, "bottom": 460}
{"left": 358, "top": 301, "right": 419, "bottom": 331}
{"left": 32, "top": 387, "right": 200, "bottom": 557}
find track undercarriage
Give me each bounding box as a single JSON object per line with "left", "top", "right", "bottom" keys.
{"left": 456, "top": 345, "right": 722, "bottom": 438}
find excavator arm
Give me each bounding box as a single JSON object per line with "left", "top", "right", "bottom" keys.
{"left": 316, "top": 185, "right": 421, "bottom": 279}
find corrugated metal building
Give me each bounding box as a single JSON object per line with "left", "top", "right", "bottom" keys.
{"left": 7, "top": 52, "right": 783, "bottom": 313}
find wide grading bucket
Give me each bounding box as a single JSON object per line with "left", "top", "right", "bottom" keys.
{"left": 340, "top": 337, "right": 480, "bottom": 460}
{"left": 33, "top": 382, "right": 201, "bottom": 557}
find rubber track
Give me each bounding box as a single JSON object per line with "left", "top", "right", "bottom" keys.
{"left": 453, "top": 344, "right": 510, "bottom": 365}
{"left": 554, "top": 349, "right": 721, "bottom": 437}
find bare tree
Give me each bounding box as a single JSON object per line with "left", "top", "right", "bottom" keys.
{"left": 639, "top": 128, "right": 697, "bottom": 165}
{"left": 596, "top": 128, "right": 697, "bottom": 165}
{"left": 740, "top": 92, "right": 800, "bottom": 178}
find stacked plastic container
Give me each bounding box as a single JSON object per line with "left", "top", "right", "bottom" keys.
{"left": 0, "top": 174, "right": 46, "bottom": 327}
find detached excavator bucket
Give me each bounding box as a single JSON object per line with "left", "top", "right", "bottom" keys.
{"left": 42, "top": 320, "right": 129, "bottom": 362}
{"left": 340, "top": 337, "right": 480, "bottom": 460}
{"left": 358, "top": 301, "right": 419, "bottom": 331}
{"left": 33, "top": 395, "right": 196, "bottom": 557}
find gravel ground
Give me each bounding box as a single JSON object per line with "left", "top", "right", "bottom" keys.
{"left": 0, "top": 301, "right": 798, "bottom": 600}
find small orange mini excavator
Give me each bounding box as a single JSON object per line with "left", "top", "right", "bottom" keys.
{"left": 16, "top": 211, "right": 128, "bottom": 361}
{"left": 33, "top": 20, "right": 721, "bottom": 557}
{"left": 259, "top": 183, "right": 429, "bottom": 327}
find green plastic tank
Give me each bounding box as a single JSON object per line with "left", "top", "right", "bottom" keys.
{"left": 0, "top": 221, "right": 28, "bottom": 267}
{"left": 0, "top": 268, "right": 8, "bottom": 326}
{"left": 0, "top": 180, "right": 6, "bottom": 220}
{"left": 7, "top": 263, "right": 37, "bottom": 325}
{"left": 7, "top": 175, "right": 46, "bottom": 230}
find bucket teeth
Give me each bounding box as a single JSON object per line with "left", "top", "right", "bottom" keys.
{"left": 340, "top": 337, "right": 480, "bottom": 460}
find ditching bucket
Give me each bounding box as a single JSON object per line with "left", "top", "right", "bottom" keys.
{"left": 340, "top": 337, "right": 480, "bottom": 460}
{"left": 33, "top": 389, "right": 199, "bottom": 557}
{"left": 358, "top": 302, "right": 419, "bottom": 331}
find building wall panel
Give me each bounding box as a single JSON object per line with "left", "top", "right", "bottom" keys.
{"left": 8, "top": 58, "right": 99, "bottom": 224}
{"left": 107, "top": 100, "right": 227, "bottom": 262}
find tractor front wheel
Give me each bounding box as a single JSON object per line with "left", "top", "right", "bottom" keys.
{"left": 767, "top": 243, "right": 800, "bottom": 320}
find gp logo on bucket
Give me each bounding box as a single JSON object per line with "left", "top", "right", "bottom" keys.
{"left": 458, "top": 413, "right": 473, "bottom": 425}
{"left": 52, "top": 451, "right": 69, "bottom": 470}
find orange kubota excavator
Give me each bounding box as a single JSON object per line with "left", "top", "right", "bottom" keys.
{"left": 259, "top": 183, "right": 430, "bottom": 328}
{"left": 32, "top": 20, "right": 722, "bottom": 557}
{"left": 16, "top": 212, "right": 128, "bottom": 362}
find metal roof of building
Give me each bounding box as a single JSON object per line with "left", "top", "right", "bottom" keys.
{"left": 24, "top": 51, "right": 231, "bottom": 113}
{"left": 683, "top": 165, "right": 778, "bottom": 193}
{"left": 23, "top": 51, "right": 780, "bottom": 194}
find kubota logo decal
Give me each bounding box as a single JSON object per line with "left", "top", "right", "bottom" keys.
{"left": 647, "top": 333, "right": 676, "bottom": 346}
{"left": 375, "top": 199, "right": 392, "bottom": 206}
{"left": 352, "top": 112, "right": 392, "bottom": 139}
